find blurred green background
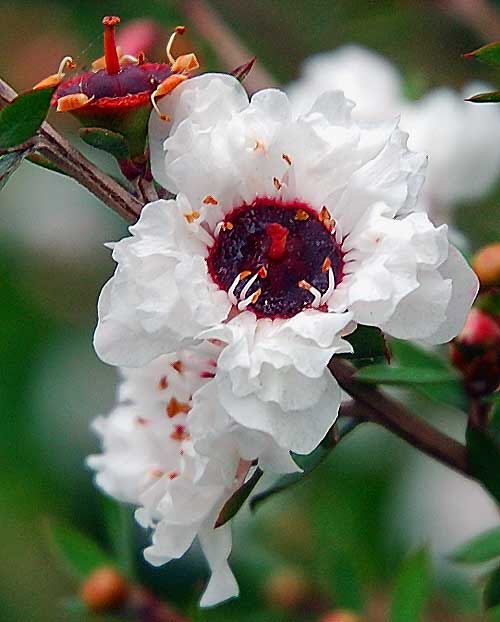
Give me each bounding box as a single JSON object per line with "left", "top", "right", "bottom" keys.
{"left": 1, "top": 1, "right": 500, "bottom": 620}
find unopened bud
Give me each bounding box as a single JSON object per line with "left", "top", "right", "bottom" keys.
{"left": 80, "top": 566, "right": 129, "bottom": 612}
{"left": 472, "top": 243, "right": 500, "bottom": 287}
{"left": 265, "top": 567, "right": 311, "bottom": 610}
{"left": 319, "top": 611, "right": 361, "bottom": 622}
{"left": 450, "top": 308, "right": 500, "bottom": 397}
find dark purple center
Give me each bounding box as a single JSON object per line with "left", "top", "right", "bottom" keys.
{"left": 207, "top": 198, "right": 343, "bottom": 319}
{"left": 56, "top": 63, "right": 172, "bottom": 100}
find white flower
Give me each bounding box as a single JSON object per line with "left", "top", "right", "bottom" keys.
{"left": 95, "top": 73, "right": 477, "bottom": 458}
{"left": 88, "top": 349, "right": 300, "bottom": 606}
{"left": 286, "top": 46, "right": 500, "bottom": 219}
{"left": 401, "top": 83, "right": 500, "bottom": 213}
{"left": 286, "top": 45, "right": 404, "bottom": 121}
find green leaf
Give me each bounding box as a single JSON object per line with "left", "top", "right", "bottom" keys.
{"left": 46, "top": 520, "right": 113, "bottom": 579}
{"left": 466, "top": 426, "right": 500, "bottom": 504}
{"left": 485, "top": 564, "right": 500, "bottom": 610}
{"left": 464, "top": 42, "right": 500, "bottom": 66}
{"left": 79, "top": 127, "right": 130, "bottom": 160}
{"left": 0, "top": 150, "right": 26, "bottom": 189}
{"left": 485, "top": 392, "right": 500, "bottom": 404}
{"left": 390, "top": 548, "right": 431, "bottom": 622}
{"left": 477, "top": 292, "right": 500, "bottom": 316}
{"left": 328, "top": 550, "right": 365, "bottom": 612}
{"left": 467, "top": 92, "right": 500, "bottom": 103}
{"left": 343, "top": 325, "right": 388, "bottom": 365}
{"left": 356, "top": 364, "right": 456, "bottom": 385}
{"left": 390, "top": 340, "right": 468, "bottom": 411}
{"left": 0, "top": 87, "right": 54, "bottom": 149}
{"left": 215, "top": 468, "right": 263, "bottom": 528}
{"left": 451, "top": 527, "right": 500, "bottom": 564}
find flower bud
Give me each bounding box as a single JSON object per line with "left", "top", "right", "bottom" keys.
{"left": 472, "top": 243, "right": 500, "bottom": 287}
{"left": 450, "top": 308, "right": 500, "bottom": 397}
{"left": 264, "top": 566, "right": 312, "bottom": 610}
{"left": 319, "top": 611, "right": 361, "bottom": 622}
{"left": 80, "top": 566, "right": 129, "bottom": 612}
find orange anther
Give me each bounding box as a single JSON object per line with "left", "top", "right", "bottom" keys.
{"left": 294, "top": 209, "right": 309, "bottom": 221}
{"left": 166, "top": 397, "right": 191, "bottom": 418}
{"left": 239, "top": 270, "right": 252, "bottom": 279}
{"left": 171, "top": 52, "right": 199, "bottom": 72}
{"left": 203, "top": 195, "right": 219, "bottom": 205}
{"left": 322, "top": 256, "right": 332, "bottom": 272}
{"left": 158, "top": 375, "right": 168, "bottom": 390}
{"left": 33, "top": 74, "right": 64, "bottom": 90}
{"left": 170, "top": 424, "right": 190, "bottom": 441}
{"left": 298, "top": 280, "right": 311, "bottom": 291}
{"left": 282, "top": 153, "right": 292, "bottom": 165}
{"left": 258, "top": 265, "right": 268, "bottom": 278}
{"left": 251, "top": 288, "right": 262, "bottom": 304}
{"left": 184, "top": 210, "right": 200, "bottom": 223}
{"left": 171, "top": 360, "right": 184, "bottom": 373}
{"left": 273, "top": 177, "right": 282, "bottom": 191}
{"left": 56, "top": 93, "right": 93, "bottom": 112}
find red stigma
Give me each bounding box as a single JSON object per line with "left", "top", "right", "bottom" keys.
{"left": 102, "top": 16, "right": 121, "bottom": 75}
{"left": 266, "top": 223, "right": 288, "bottom": 260}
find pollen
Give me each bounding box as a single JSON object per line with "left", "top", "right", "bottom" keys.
{"left": 171, "top": 360, "right": 184, "bottom": 373}
{"left": 319, "top": 206, "right": 335, "bottom": 232}
{"left": 158, "top": 375, "right": 168, "bottom": 390}
{"left": 282, "top": 153, "right": 292, "bottom": 165}
{"left": 258, "top": 265, "right": 268, "bottom": 278}
{"left": 203, "top": 195, "right": 219, "bottom": 205}
{"left": 273, "top": 177, "right": 283, "bottom": 191}
{"left": 167, "top": 470, "right": 179, "bottom": 480}
{"left": 150, "top": 468, "right": 164, "bottom": 478}
{"left": 184, "top": 210, "right": 200, "bottom": 223}
{"left": 171, "top": 52, "right": 199, "bottom": 73}
{"left": 294, "top": 209, "right": 309, "bottom": 221}
{"left": 166, "top": 397, "right": 191, "bottom": 418}
{"left": 136, "top": 416, "right": 149, "bottom": 425}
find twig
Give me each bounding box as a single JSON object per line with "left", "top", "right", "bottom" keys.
{"left": 179, "top": 0, "right": 277, "bottom": 93}
{"left": 0, "top": 77, "right": 142, "bottom": 223}
{"left": 330, "top": 358, "right": 471, "bottom": 477}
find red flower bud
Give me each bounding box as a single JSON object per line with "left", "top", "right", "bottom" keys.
{"left": 450, "top": 308, "right": 500, "bottom": 397}
{"left": 472, "top": 243, "right": 500, "bottom": 288}
{"left": 80, "top": 566, "right": 129, "bottom": 612}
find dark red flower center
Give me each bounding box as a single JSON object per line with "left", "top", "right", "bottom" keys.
{"left": 207, "top": 198, "right": 344, "bottom": 319}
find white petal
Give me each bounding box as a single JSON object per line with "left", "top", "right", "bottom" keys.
{"left": 198, "top": 525, "right": 239, "bottom": 607}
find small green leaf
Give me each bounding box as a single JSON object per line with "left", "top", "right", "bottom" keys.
{"left": 343, "top": 325, "right": 388, "bottom": 364}
{"left": 46, "top": 520, "right": 113, "bottom": 579}
{"left": 485, "top": 564, "right": 500, "bottom": 610}
{"left": 464, "top": 42, "right": 500, "bottom": 66}
{"left": 230, "top": 57, "right": 256, "bottom": 83}
{"left": 0, "top": 150, "right": 26, "bottom": 189}
{"left": 79, "top": 127, "right": 130, "bottom": 160}
{"left": 356, "top": 364, "right": 456, "bottom": 385}
{"left": 485, "top": 393, "right": 500, "bottom": 404}
{"left": 467, "top": 92, "right": 500, "bottom": 103}
{"left": 391, "top": 548, "right": 431, "bottom": 622}
{"left": 0, "top": 87, "right": 54, "bottom": 149}
{"left": 451, "top": 527, "right": 500, "bottom": 564}
{"left": 215, "top": 468, "right": 263, "bottom": 528}
{"left": 466, "top": 426, "right": 500, "bottom": 504}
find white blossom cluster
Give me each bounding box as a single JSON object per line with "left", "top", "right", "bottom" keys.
{"left": 89, "top": 73, "right": 478, "bottom": 605}
{"left": 286, "top": 45, "right": 500, "bottom": 224}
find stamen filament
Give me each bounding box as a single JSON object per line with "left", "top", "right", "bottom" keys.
{"left": 239, "top": 272, "right": 259, "bottom": 300}
{"left": 298, "top": 280, "right": 322, "bottom": 308}
{"left": 166, "top": 25, "right": 186, "bottom": 64}
{"left": 228, "top": 271, "right": 251, "bottom": 305}
{"left": 320, "top": 267, "right": 336, "bottom": 306}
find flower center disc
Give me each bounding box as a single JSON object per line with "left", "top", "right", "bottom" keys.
{"left": 207, "top": 198, "right": 343, "bottom": 319}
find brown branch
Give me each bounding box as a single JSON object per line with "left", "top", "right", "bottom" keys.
{"left": 180, "top": 0, "right": 277, "bottom": 93}
{"left": 0, "top": 77, "right": 142, "bottom": 223}
{"left": 330, "top": 358, "right": 471, "bottom": 477}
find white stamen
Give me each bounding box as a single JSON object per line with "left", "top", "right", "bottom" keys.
{"left": 58, "top": 56, "right": 74, "bottom": 76}
{"left": 120, "top": 54, "right": 139, "bottom": 64}
{"left": 150, "top": 91, "right": 170, "bottom": 121}
{"left": 320, "top": 267, "right": 336, "bottom": 305}
{"left": 299, "top": 280, "right": 322, "bottom": 308}
{"left": 237, "top": 288, "right": 261, "bottom": 311}
{"left": 228, "top": 271, "right": 250, "bottom": 305}
{"left": 239, "top": 272, "right": 259, "bottom": 301}
{"left": 214, "top": 221, "right": 224, "bottom": 237}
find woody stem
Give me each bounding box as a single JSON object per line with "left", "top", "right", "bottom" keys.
{"left": 0, "top": 76, "right": 141, "bottom": 222}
